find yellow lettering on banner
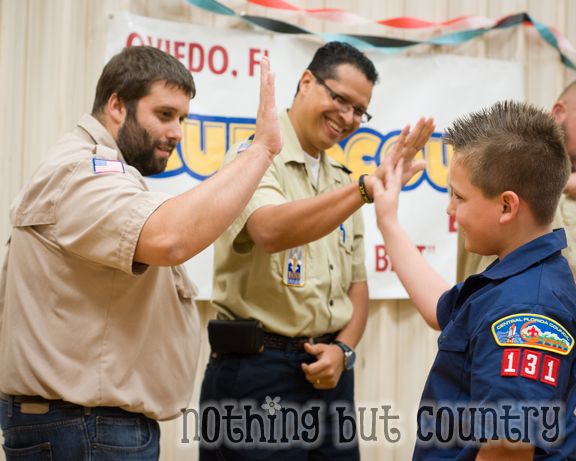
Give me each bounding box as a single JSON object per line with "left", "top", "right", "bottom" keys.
{"left": 166, "top": 146, "right": 184, "bottom": 172}
{"left": 326, "top": 143, "right": 346, "bottom": 167}
{"left": 425, "top": 139, "right": 453, "bottom": 190}
{"left": 178, "top": 119, "right": 227, "bottom": 177}
{"left": 202, "top": 122, "right": 227, "bottom": 174}
{"left": 229, "top": 123, "right": 255, "bottom": 147}
{"left": 174, "top": 119, "right": 200, "bottom": 175}
{"left": 167, "top": 115, "right": 451, "bottom": 190}
{"left": 330, "top": 131, "right": 381, "bottom": 180}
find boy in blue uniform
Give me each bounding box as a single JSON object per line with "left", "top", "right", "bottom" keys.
{"left": 372, "top": 101, "right": 576, "bottom": 460}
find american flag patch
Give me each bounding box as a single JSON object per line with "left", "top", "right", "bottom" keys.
{"left": 92, "top": 158, "right": 125, "bottom": 174}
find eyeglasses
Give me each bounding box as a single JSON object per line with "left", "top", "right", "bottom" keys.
{"left": 310, "top": 72, "right": 372, "bottom": 123}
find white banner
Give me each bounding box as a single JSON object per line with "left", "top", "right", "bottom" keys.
{"left": 107, "top": 12, "right": 523, "bottom": 299}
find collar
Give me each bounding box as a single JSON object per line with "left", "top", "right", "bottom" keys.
{"left": 278, "top": 109, "right": 351, "bottom": 174}
{"left": 480, "top": 229, "right": 567, "bottom": 281}
{"left": 76, "top": 114, "right": 125, "bottom": 162}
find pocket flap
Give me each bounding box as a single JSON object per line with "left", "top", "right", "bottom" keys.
{"left": 437, "top": 333, "right": 468, "bottom": 352}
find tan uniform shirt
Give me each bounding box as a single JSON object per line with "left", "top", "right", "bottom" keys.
{"left": 0, "top": 115, "right": 200, "bottom": 420}
{"left": 212, "top": 110, "right": 366, "bottom": 337}
{"left": 558, "top": 194, "right": 576, "bottom": 278}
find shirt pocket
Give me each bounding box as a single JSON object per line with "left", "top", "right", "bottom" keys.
{"left": 436, "top": 331, "right": 470, "bottom": 399}
{"left": 336, "top": 222, "right": 353, "bottom": 290}
{"left": 171, "top": 265, "right": 198, "bottom": 304}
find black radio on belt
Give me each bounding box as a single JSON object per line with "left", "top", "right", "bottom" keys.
{"left": 207, "top": 319, "right": 264, "bottom": 354}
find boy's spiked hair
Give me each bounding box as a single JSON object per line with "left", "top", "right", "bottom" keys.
{"left": 444, "top": 100, "right": 570, "bottom": 225}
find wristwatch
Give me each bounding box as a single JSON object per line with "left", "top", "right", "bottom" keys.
{"left": 333, "top": 340, "right": 356, "bottom": 370}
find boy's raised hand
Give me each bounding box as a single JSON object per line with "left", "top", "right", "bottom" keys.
{"left": 372, "top": 156, "right": 404, "bottom": 230}
{"left": 372, "top": 117, "right": 434, "bottom": 187}
{"left": 251, "top": 56, "right": 283, "bottom": 159}
{"left": 371, "top": 129, "right": 447, "bottom": 331}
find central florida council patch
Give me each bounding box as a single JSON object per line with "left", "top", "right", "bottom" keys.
{"left": 491, "top": 313, "right": 574, "bottom": 355}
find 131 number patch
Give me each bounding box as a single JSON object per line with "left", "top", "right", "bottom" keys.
{"left": 500, "top": 348, "right": 560, "bottom": 386}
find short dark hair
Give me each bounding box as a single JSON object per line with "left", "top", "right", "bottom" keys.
{"left": 444, "top": 100, "right": 570, "bottom": 225}
{"left": 92, "top": 46, "right": 195, "bottom": 115}
{"left": 307, "top": 41, "right": 378, "bottom": 85}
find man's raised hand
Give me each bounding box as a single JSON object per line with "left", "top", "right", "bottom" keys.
{"left": 251, "top": 56, "right": 282, "bottom": 159}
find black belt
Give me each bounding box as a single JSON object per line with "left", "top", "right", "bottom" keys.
{"left": 263, "top": 332, "right": 336, "bottom": 351}
{"left": 0, "top": 393, "right": 61, "bottom": 404}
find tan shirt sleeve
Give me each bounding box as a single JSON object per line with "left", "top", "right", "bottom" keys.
{"left": 227, "top": 152, "right": 287, "bottom": 241}
{"left": 558, "top": 195, "right": 576, "bottom": 279}
{"left": 55, "top": 160, "right": 171, "bottom": 274}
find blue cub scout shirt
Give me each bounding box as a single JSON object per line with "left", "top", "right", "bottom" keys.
{"left": 414, "top": 229, "right": 576, "bottom": 460}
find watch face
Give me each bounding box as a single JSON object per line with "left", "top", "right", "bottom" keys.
{"left": 344, "top": 350, "right": 356, "bottom": 370}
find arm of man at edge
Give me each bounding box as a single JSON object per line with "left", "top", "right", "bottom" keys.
{"left": 134, "top": 57, "right": 282, "bottom": 266}
{"left": 246, "top": 118, "right": 435, "bottom": 253}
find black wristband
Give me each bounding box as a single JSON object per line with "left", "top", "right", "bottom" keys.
{"left": 358, "top": 174, "right": 373, "bottom": 204}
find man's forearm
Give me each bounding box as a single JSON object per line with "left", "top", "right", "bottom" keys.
{"left": 247, "top": 182, "right": 365, "bottom": 253}
{"left": 134, "top": 146, "right": 275, "bottom": 265}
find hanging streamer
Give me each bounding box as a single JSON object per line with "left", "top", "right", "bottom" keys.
{"left": 247, "top": 0, "right": 494, "bottom": 30}
{"left": 185, "top": 0, "right": 576, "bottom": 70}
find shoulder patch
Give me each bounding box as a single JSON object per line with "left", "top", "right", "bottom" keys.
{"left": 92, "top": 158, "right": 125, "bottom": 174}
{"left": 491, "top": 313, "right": 574, "bottom": 356}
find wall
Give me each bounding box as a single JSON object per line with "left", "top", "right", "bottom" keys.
{"left": 1, "top": 0, "right": 575, "bottom": 459}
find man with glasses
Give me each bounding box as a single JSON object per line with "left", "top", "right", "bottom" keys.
{"left": 200, "top": 41, "right": 434, "bottom": 460}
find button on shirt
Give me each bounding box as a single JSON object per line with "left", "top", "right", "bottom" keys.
{"left": 415, "top": 229, "right": 576, "bottom": 460}
{"left": 212, "top": 110, "right": 366, "bottom": 337}
{"left": 0, "top": 115, "right": 201, "bottom": 420}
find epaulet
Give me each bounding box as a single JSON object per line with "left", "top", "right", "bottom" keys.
{"left": 334, "top": 162, "right": 352, "bottom": 175}
{"left": 92, "top": 144, "right": 119, "bottom": 160}
{"left": 325, "top": 152, "right": 352, "bottom": 175}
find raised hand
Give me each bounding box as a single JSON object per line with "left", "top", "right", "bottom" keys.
{"left": 251, "top": 56, "right": 283, "bottom": 159}
{"left": 372, "top": 157, "right": 404, "bottom": 230}
{"left": 375, "top": 117, "right": 435, "bottom": 185}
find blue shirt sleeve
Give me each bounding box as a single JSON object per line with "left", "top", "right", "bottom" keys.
{"left": 437, "top": 284, "right": 462, "bottom": 330}
{"left": 469, "top": 305, "right": 575, "bottom": 445}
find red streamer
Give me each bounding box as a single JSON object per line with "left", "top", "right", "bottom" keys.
{"left": 247, "top": 0, "right": 496, "bottom": 30}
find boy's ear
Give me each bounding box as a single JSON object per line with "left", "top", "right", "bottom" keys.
{"left": 499, "top": 191, "right": 520, "bottom": 224}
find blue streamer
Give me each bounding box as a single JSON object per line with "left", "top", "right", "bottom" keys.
{"left": 185, "top": 0, "right": 576, "bottom": 70}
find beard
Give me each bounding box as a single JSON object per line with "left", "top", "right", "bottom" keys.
{"left": 116, "top": 113, "right": 176, "bottom": 177}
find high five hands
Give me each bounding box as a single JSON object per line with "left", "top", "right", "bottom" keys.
{"left": 363, "top": 117, "right": 435, "bottom": 198}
